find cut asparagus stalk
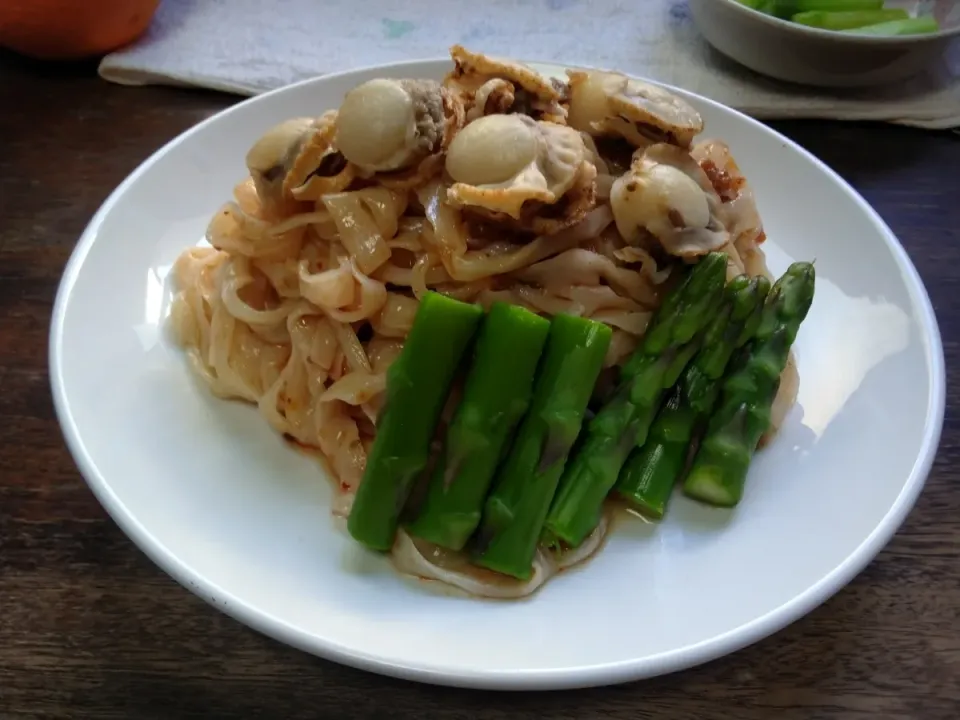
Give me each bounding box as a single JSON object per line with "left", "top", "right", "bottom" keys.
{"left": 737, "top": 1, "right": 885, "bottom": 17}
{"left": 541, "top": 253, "right": 728, "bottom": 549}
{"left": 616, "top": 275, "right": 770, "bottom": 518}
{"left": 622, "top": 253, "right": 730, "bottom": 374}
{"left": 846, "top": 17, "right": 940, "bottom": 35}
{"left": 768, "top": 0, "right": 883, "bottom": 16}
{"left": 406, "top": 302, "right": 551, "bottom": 551}
{"left": 472, "top": 315, "right": 611, "bottom": 580}
{"left": 347, "top": 291, "right": 483, "bottom": 551}
{"left": 684, "top": 262, "right": 816, "bottom": 508}
{"left": 792, "top": 9, "right": 908, "bottom": 30}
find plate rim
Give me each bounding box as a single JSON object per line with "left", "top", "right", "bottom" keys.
{"left": 49, "top": 57, "right": 947, "bottom": 690}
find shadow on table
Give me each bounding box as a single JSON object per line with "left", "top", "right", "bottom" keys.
{"left": 64, "top": 585, "right": 902, "bottom": 720}
{"left": 767, "top": 120, "right": 954, "bottom": 188}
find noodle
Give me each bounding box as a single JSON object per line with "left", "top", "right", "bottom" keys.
{"left": 390, "top": 515, "right": 610, "bottom": 600}
{"left": 321, "top": 188, "right": 406, "bottom": 274}
{"left": 169, "top": 53, "right": 785, "bottom": 598}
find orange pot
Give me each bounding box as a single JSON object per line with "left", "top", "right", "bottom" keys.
{"left": 0, "top": 0, "right": 160, "bottom": 60}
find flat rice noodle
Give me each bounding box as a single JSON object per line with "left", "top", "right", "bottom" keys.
{"left": 419, "top": 179, "right": 615, "bottom": 282}
{"left": 372, "top": 292, "right": 419, "bottom": 338}
{"left": 319, "top": 371, "right": 387, "bottom": 405}
{"left": 518, "top": 248, "right": 658, "bottom": 307}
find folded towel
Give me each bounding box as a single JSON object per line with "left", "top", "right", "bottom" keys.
{"left": 99, "top": 0, "right": 960, "bottom": 129}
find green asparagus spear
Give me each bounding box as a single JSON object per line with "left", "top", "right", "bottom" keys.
{"left": 406, "top": 302, "right": 550, "bottom": 551}
{"left": 684, "top": 262, "right": 816, "bottom": 508}
{"left": 541, "top": 253, "right": 728, "bottom": 549}
{"left": 846, "top": 17, "right": 940, "bottom": 35}
{"left": 737, "top": 0, "right": 885, "bottom": 17}
{"left": 616, "top": 275, "right": 771, "bottom": 519}
{"left": 792, "top": 9, "right": 907, "bottom": 30}
{"left": 472, "top": 315, "right": 611, "bottom": 580}
{"left": 622, "top": 254, "right": 729, "bottom": 374}
{"left": 347, "top": 292, "right": 483, "bottom": 551}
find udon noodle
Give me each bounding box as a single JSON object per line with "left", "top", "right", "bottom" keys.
{"left": 170, "top": 47, "right": 797, "bottom": 597}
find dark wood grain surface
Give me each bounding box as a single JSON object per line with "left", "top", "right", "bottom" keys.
{"left": 1, "top": 49, "right": 958, "bottom": 719}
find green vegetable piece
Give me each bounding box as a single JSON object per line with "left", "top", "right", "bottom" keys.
{"left": 791, "top": 9, "right": 909, "bottom": 30}
{"left": 684, "top": 263, "right": 815, "bottom": 508}
{"left": 406, "top": 302, "right": 551, "bottom": 551}
{"left": 616, "top": 276, "right": 770, "bottom": 519}
{"left": 846, "top": 17, "right": 940, "bottom": 35}
{"left": 541, "top": 253, "right": 728, "bottom": 549}
{"left": 347, "top": 291, "right": 483, "bottom": 551}
{"left": 769, "top": 0, "right": 883, "bottom": 17}
{"left": 472, "top": 315, "right": 611, "bottom": 580}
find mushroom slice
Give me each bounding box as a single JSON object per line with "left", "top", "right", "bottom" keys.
{"left": 466, "top": 159, "right": 598, "bottom": 236}
{"left": 444, "top": 114, "right": 595, "bottom": 232}
{"left": 446, "top": 45, "right": 567, "bottom": 123}
{"left": 690, "top": 139, "right": 748, "bottom": 202}
{"left": 691, "top": 138, "right": 764, "bottom": 245}
{"left": 245, "top": 115, "right": 354, "bottom": 214}
{"left": 285, "top": 112, "right": 356, "bottom": 201}
{"left": 692, "top": 138, "right": 770, "bottom": 279}
{"left": 567, "top": 70, "right": 703, "bottom": 149}
{"left": 610, "top": 143, "right": 728, "bottom": 258}
{"left": 528, "top": 160, "right": 597, "bottom": 236}
{"left": 466, "top": 78, "right": 515, "bottom": 121}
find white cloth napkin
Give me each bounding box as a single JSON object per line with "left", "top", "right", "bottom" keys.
{"left": 99, "top": 0, "right": 960, "bottom": 129}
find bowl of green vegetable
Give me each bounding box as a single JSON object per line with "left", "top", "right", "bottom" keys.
{"left": 688, "top": 0, "right": 960, "bottom": 87}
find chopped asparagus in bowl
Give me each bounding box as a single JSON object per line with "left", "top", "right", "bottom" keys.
{"left": 734, "top": 0, "right": 941, "bottom": 34}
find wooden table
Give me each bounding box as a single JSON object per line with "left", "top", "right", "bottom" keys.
{"left": 1, "top": 49, "right": 958, "bottom": 719}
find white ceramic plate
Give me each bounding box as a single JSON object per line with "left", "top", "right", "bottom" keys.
{"left": 50, "top": 60, "right": 945, "bottom": 690}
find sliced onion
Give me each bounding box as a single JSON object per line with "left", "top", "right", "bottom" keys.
{"left": 391, "top": 531, "right": 556, "bottom": 599}
{"left": 556, "top": 514, "right": 609, "bottom": 570}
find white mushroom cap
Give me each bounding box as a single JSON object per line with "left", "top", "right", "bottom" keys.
{"left": 335, "top": 78, "right": 448, "bottom": 175}
{"left": 445, "top": 115, "right": 587, "bottom": 219}
{"left": 335, "top": 79, "right": 419, "bottom": 173}
{"left": 446, "top": 114, "right": 539, "bottom": 186}
{"left": 612, "top": 162, "right": 710, "bottom": 241}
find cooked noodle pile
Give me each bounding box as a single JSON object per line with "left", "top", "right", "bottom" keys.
{"left": 170, "top": 47, "right": 795, "bottom": 597}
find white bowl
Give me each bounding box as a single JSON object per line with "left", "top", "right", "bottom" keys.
{"left": 689, "top": 0, "right": 960, "bottom": 87}
{"left": 50, "top": 59, "right": 945, "bottom": 689}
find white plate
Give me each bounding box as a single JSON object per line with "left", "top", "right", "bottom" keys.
{"left": 50, "top": 60, "right": 945, "bottom": 690}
